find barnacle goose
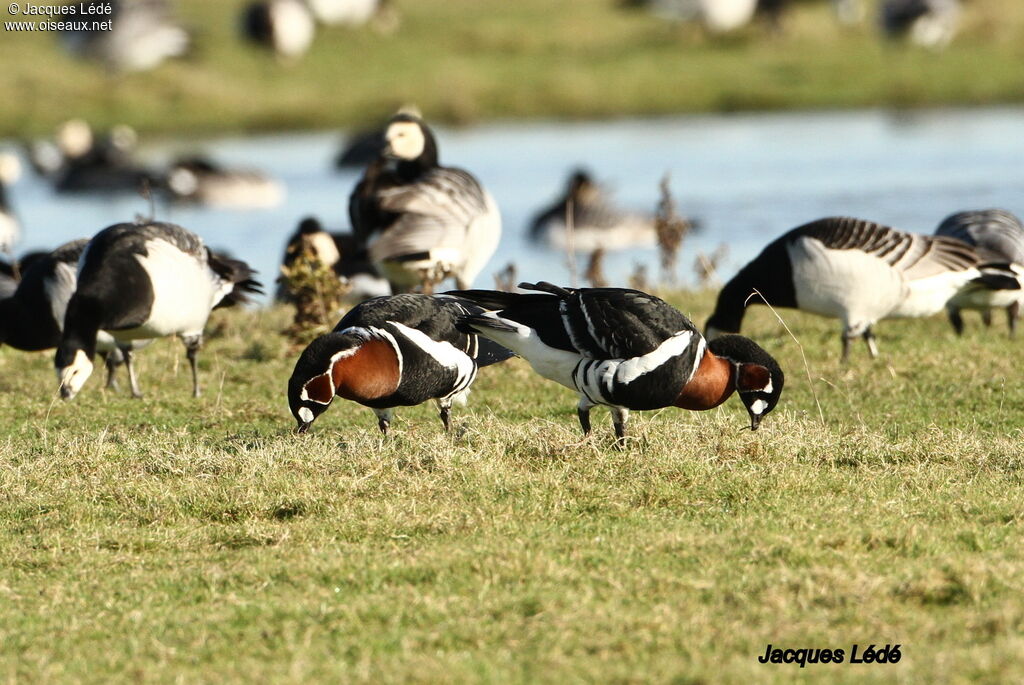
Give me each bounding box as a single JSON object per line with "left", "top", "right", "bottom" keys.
{"left": 880, "top": 0, "right": 961, "bottom": 48}
{"left": 61, "top": 0, "right": 190, "bottom": 73}
{"left": 0, "top": 152, "right": 22, "bottom": 256}
{"left": 454, "top": 282, "right": 784, "bottom": 442}
{"left": 56, "top": 221, "right": 262, "bottom": 400}
{"left": 0, "top": 239, "right": 149, "bottom": 392}
{"left": 164, "top": 156, "right": 285, "bottom": 208}
{"left": 528, "top": 169, "right": 656, "bottom": 252}
{"left": 276, "top": 217, "right": 389, "bottom": 303}
{"left": 242, "top": 0, "right": 316, "bottom": 60}
{"left": 705, "top": 216, "right": 1017, "bottom": 360}
{"left": 349, "top": 113, "right": 502, "bottom": 293}
{"left": 288, "top": 294, "right": 513, "bottom": 434}
{"left": 936, "top": 209, "right": 1024, "bottom": 336}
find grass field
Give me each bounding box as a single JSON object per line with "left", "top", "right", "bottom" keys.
{"left": 1, "top": 0, "right": 1024, "bottom": 137}
{"left": 1, "top": 291, "right": 1022, "bottom": 683}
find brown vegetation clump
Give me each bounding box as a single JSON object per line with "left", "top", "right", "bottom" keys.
{"left": 694, "top": 244, "right": 729, "bottom": 287}
{"left": 279, "top": 238, "right": 350, "bottom": 345}
{"left": 585, "top": 248, "right": 608, "bottom": 288}
{"left": 494, "top": 262, "right": 518, "bottom": 292}
{"left": 654, "top": 173, "right": 692, "bottom": 286}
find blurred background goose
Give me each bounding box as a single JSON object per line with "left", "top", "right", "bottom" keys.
{"left": 349, "top": 113, "right": 501, "bottom": 293}
{"left": 705, "top": 216, "right": 1018, "bottom": 360}
{"left": 0, "top": 152, "right": 22, "bottom": 257}
{"left": 276, "top": 217, "right": 389, "bottom": 303}
{"left": 50, "top": 120, "right": 160, "bottom": 194}
{"left": 61, "top": 0, "right": 190, "bottom": 73}
{"left": 164, "top": 156, "right": 285, "bottom": 208}
{"left": 880, "top": 0, "right": 961, "bottom": 48}
{"left": 305, "top": 0, "right": 397, "bottom": 29}
{"left": 242, "top": 0, "right": 316, "bottom": 60}
{"left": 935, "top": 209, "right": 1024, "bottom": 335}
{"left": 528, "top": 168, "right": 656, "bottom": 252}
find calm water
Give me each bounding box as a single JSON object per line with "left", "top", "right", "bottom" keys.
{"left": 7, "top": 106, "right": 1024, "bottom": 300}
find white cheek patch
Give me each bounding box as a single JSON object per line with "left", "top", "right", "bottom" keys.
{"left": 386, "top": 121, "right": 425, "bottom": 160}
{"left": 298, "top": 407, "right": 314, "bottom": 423}
{"left": 750, "top": 399, "right": 768, "bottom": 415}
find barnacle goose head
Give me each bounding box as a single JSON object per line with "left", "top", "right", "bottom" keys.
{"left": 383, "top": 113, "right": 436, "bottom": 165}
{"left": 0, "top": 152, "right": 22, "bottom": 186}
{"left": 56, "top": 119, "right": 94, "bottom": 160}
{"left": 56, "top": 348, "right": 94, "bottom": 401}
{"left": 707, "top": 335, "right": 785, "bottom": 431}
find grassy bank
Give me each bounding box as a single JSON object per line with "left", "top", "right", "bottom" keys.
{"left": 1, "top": 291, "right": 1022, "bottom": 682}
{"left": 0, "top": 0, "right": 1023, "bottom": 137}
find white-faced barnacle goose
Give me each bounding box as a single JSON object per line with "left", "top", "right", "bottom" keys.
{"left": 56, "top": 221, "right": 263, "bottom": 400}
{"left": 880, "top": 0, "right": 961, "bottom": 49}
{"left": 348, "top": 113, "right": 502, "bottom": 294}
{"left": 935, "top": 209, "right": 1024, "bottom": 336}
{"left": 0, "top": 239, "right": 150, "bottom": 392}
{"left": 241, "top": 0, "right": 316, "bottom": 61}
{"left": 0, "top": 152, "right": 22, "bottom": 256}
{"left": 528, "top": 169, "right": 657, "bottom": 252}
{"left": 164, "top": 156, "right": 285, "bottom": 209}
{"left": 287, "top": 294, "right": 514, "bottom": 435}
{"left": 61, "top": 0, "right": 191, "bottom": 73}
{"left": 306, "top": 0, "right": 397, "bottom": 29}
{"left": 453, "top": 282, "right": 784, "bottom": 444}
{"left": 704, "top": 216, "right": 1018, "bottom": 361}
{"left": 275, "top": 217, "right": 390, "bottom": 304}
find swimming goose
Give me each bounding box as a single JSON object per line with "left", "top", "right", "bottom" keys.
{"left": 56, "top": 221, "right": 262, "bottom": 400}
{"left": 276, "top": 217, "right": 390, "bottom": 303}
{"left": 288, "top": 293, "right": 514, "bottom": 434}
{"left": 52, "top": 121, "right": 158, "bottom": 195}
{"left": 242, "top": 0, "right": 316, "bottom": 60}
{"left": 453, "top": 282, "right": 784, "bottom": 442}
{"left": 165, "top": 156, "right": 285, "bottom": 208}
{"left": 880, "top": 0, "right": 961, "bottom": 48}
{"left": 935, "top": 209, "right": 1024, "bottom": 336}
{"left": 529, "top": 169, "right": 656, "bottom": 252}
{"left": 0, "top": 152, "right": 22, "bottom": 255}
{"left": 349, "top": 114, "right": 502, "bottom": 293}
{"left": 705, "top": 216, "right": 1013, "bottom": 360}
{"left": 61, "top": 0, "right": 190, "bottom": 73}
{"left": 0, "top": 239, "right": 149, "bottom": 391}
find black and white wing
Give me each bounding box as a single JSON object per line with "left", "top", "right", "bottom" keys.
{"left": 935, "top": 209, "right": 1024, "bottom": 265}
{"left": 796, "top": 216, "right": 979, "bottom": 280}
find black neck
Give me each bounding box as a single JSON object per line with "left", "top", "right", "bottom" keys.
{"left": 59, "top": 293, "right": 102, "bottom": 361}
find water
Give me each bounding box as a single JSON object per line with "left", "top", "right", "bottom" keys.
{"left": 6, "top": 106, "right": 1024, "bottom": 300}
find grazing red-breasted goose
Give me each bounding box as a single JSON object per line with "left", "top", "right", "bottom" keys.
{"left": 528, "top": 169, "right": 657, "bottom": 252}
{"left": 0, "top": 239, "right": 150, "bottom": 391}
{"left": 241, "top": 0, "right": 316, "bottom": 61}
{"left": 288, "top": 294, "right": 514, "bottom": 434}
{"left": 349, "top": 113, "right": 501, "bottom": 293}
{"left": 705, "top": 216, "right": 1019, "bottom": 360}
{"left": 56, "top": 221, "right": 262, "bottom": 400}
{"left": 453, "top": 282, "right": 784, "bottom": 442}
{"left": 935, "top": 209, "right": 1024, "bottom": 336}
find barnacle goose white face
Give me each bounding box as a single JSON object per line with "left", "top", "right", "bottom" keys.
{"left": 56, "top": 119, "right": 93, "bottom": 159}
{"left": 57, "top": 350, "right": 94, "bottom": 401}
{"left": 0, "top": 152, "right": 21, "bottom": 185}
{"left": 168, "top": 167, "right": 199, "bottom": 197}
{"left": 384, "top": 121, "right": 425, "bottom": 161}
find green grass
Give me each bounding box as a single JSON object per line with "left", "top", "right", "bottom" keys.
{"left": 1, "top": 291, "right": 1023, "bottom": 683}
{"left": 1, "top": 0, "right": 1024, "bottom": 137}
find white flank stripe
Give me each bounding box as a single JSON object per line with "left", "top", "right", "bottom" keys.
{"left": 615, "top": 330, "right": 694, "bottom": 384}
